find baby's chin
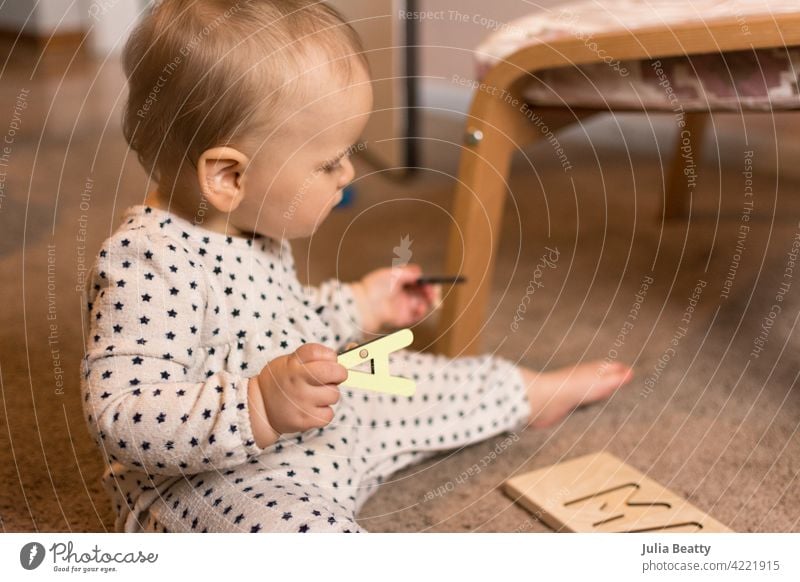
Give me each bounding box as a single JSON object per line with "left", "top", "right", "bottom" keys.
{"left": 234, "top": 218, "right": 325, "bottom": 241}
{"left": 233, "top": 200, "right": 339, "bottom": 239}
{"left": 285, "top": 207, "right": 341, "bottom": 238}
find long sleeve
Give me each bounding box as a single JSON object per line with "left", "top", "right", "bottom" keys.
{"left": 81, "top": 229, "right": 265, "bottom": 476}
{"left": 273, "top": 237, "right": 363, "bottom": 351}
{"left": 301, "top": 279, "right": 363, "bottom": 350}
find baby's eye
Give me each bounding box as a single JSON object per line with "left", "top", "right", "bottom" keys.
{"left": 321, "top": 159, "right": 342, "bottom": 173}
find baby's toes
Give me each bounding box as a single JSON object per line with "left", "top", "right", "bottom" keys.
{"left": 599, "top": 361, "right": 633, "bottom": 378}
{"left": 592, "top": 366, "right": 633, "bottom": 396}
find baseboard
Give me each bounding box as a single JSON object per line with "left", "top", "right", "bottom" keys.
{"left": 0, "top": 27, "right": 86, "bottom": 59}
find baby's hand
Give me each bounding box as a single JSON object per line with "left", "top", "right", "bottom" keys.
{"left": 351, "top": 264, "right": 440, "bottom": 334}
{"left": 255, "top": 344, "right": 348, "bottom": 436}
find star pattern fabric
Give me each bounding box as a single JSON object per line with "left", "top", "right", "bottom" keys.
{"left": 81, "top": 205, "right": 529, "bottom": 533}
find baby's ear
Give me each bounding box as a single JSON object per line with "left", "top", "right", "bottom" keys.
{"left": 197, "top": 147, "right": 249, "bottom": 213}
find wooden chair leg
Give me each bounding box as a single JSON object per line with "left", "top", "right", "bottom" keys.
{"left": 663, "top": 112, "right": 708, "bottom": 220}
{"left": 432, "top": 121, "right": 516, "bottom": 357}
{"left": 432, "top": 100, "right": 588, "bottom": 357}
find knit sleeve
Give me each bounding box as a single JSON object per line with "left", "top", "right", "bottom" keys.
{"left": 301, "top": 279, "right": 364, "bottom": 350}
{"left": 80, "top": 230, "right": 264, "bottom": 476}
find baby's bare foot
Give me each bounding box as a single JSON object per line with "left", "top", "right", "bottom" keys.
{"left": 521, "top": 361, "right": 633, "bottom": 428}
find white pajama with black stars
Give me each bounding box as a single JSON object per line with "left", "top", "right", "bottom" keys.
{"left": 81, "top": 205, "right": 529, "bottom": 533}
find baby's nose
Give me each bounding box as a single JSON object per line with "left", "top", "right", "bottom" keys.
{"left": 337, "top": 157, "right": 355, "bottom": 187}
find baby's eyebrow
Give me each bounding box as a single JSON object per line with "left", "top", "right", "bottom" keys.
{"left": 322, "top": 144, "right": 355, "bottom": 165}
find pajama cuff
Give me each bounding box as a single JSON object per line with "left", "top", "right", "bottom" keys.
{"left": 496, "top": 356, "right": 532, "bottom": 433}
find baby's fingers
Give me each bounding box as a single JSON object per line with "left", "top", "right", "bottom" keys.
{"left": 424, "top": 284, "right": 442, "bottom": 307}
{"left": 311, "top": 384, "right": 341, "bottom": 407}
{"left": 303, "top": 360, "right": 348, "bottom": 386}
{"left": 391, "top": 264, "right": 423, "bottom": 288}
{"left": 309, "top": 406, "right": 335, "bottom": 428}
{"left": 294, "top": 343, "right": 337, "bottom": 364}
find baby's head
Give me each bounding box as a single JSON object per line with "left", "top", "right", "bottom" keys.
{"left": 122, "top": 0, "right": 372, "bottom": 239}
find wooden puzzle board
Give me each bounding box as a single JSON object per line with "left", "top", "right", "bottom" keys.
{"left": 503, "top": 452, "right": 731, "bottom": 533}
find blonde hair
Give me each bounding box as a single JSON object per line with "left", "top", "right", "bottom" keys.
{"left": 122, "top": 0, "right": 368, "bottom": 185}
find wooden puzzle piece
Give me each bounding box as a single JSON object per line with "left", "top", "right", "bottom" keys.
{"left": 337, "top": 328, "right": 416, "bottom": 397}
{"left": 503, "top": 452, "right": 731, "bottom": 533}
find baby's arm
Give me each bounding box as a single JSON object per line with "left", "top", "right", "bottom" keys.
{"left": 82, "top": 231, "right": 264, "bottom": 475}
{"left": 301, "top": 279, "right": 364, "bottom": 348}
{"left": 303, "top": 269, "right": 437, "bottom": 339}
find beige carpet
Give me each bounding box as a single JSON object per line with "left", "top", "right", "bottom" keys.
{"left": 1, "top": 56, "right": 798, "bottom": 533}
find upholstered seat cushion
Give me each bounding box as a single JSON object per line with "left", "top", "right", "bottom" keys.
{"left": 475, "top": 0, "right": 800, "bottom": 111}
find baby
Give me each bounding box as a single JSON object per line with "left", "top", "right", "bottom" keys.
{"left": 81, "top": 0, "right": 632, "bottom": 533}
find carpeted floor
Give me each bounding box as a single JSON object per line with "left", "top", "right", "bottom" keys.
{"left": 1, "top": 55, "right": 798, "bottom": 533}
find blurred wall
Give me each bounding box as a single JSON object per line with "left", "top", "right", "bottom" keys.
{"left": 38, "top": 1, "right": 85, "bottom": 33}
{"left": 84, "top": 0, "right": 150, "bottom": 57}
{"left": 417, "top": 0, "right": 559, "bottom": 78}
{"left": 0, "top": 0, "right": 148, "bottom": 55}
{"left": 0, "top": 0, "right": 37, "bottom": 33}
{"left": 417, "top": 0, "right": 564, "bottom": 114}
{"left": 0, "top": 0, "right": 84, "bottom": 34}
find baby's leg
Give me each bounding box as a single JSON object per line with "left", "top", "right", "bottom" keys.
{"left": 141, "top": 459, "right": 364, "bottom": 533}
{"left": 521, "top": 360, "right": 633, "bottom": 428}
{"left": 345, "top": 352, "right": 632, "bottom": 510}
{"left": 346, "top": 350, "right": 530, "bottom": 508}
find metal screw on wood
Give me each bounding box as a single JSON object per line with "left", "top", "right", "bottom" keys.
{"left": 465, "top": 127, "right": 484, "bottom": 146}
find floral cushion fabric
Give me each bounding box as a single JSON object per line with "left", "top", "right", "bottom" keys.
{"left": 476, "top": 0, "right": 800, "bottom": 111}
